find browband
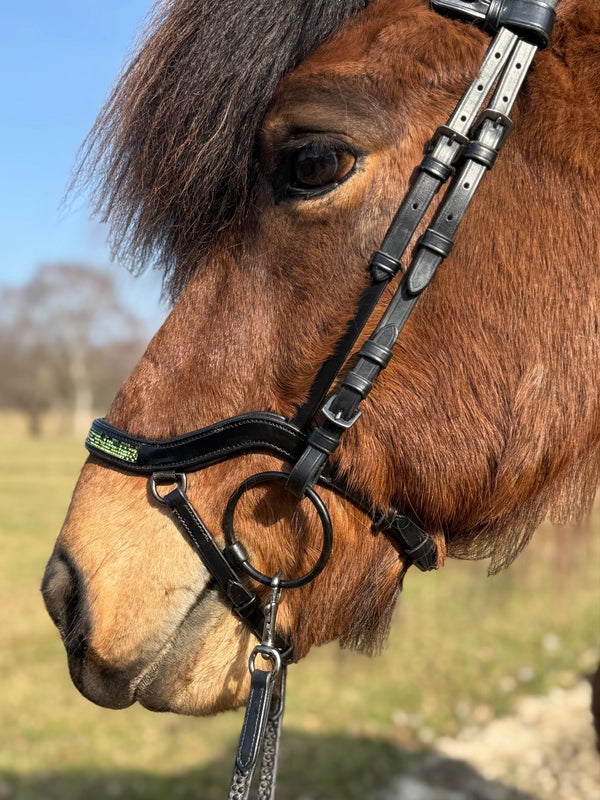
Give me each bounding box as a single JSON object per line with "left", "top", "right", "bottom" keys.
{"left": 86, "top": 414, "right": 306, "bottom": 473}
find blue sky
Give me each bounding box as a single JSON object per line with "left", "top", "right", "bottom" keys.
{"left": 1, "top": 0, "right": 167, "bottom": 333}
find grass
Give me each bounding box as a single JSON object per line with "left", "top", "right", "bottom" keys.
{"left": 0, "top": 422, "right": 598, "bottom": 800}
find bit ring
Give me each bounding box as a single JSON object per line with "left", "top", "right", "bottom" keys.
{"left": 223, "top": 471, "right": 333, "bottom": 589}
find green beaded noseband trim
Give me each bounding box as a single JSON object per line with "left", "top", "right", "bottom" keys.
{"left": 86, "top": 425, "right": 139, "bottom": 464}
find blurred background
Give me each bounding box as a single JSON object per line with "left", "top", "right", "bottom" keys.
{"left": 1, "top": 2, "right": 598, "bottom": 800}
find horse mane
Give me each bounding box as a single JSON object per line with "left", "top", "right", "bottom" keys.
{"left": 78, "top": 0, "right": 371, "bottom": 299}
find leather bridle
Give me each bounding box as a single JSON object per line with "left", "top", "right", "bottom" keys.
{"left": 84, "top": 1, "right": 558, "bottom": 796}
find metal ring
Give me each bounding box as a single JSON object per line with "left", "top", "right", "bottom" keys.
{"left": 223, "top": 471, "right": 333, "bottom": 590}
{"left": 248, "top": 645, "right": 282, "bottom": 677}
{"left": 150, "top": 472, "right": 187, "bottom": 504}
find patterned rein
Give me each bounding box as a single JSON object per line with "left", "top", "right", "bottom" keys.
{"left": 85, "top": 1, "right": 558, "bottom": 797}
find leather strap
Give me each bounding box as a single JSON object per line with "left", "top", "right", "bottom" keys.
{"left": 292, "top": 269, "right": 396, "bottom": 430}
{"left": 162, "top": 486, "right": 293, "bottom": 658}
{"left": 86, "top": 413, "right": 307, "bottom": 473}
{"left": 228, "top": 666, "right": 286, "bottom": 800}
{"left": 285, "top": 25, "right": 539, "bottom": 499}
{"left": 290, "top": 26, "right": 517, "bottom": 435}
{"left": 256, "top": 667, "right": 286, "bottom": 800}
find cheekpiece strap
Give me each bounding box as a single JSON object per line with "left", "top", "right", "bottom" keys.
{"left": 161, "top": 485, "right": 294, "bottom": 657}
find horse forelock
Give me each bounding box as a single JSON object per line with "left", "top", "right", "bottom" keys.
{"left": 78, "top": 0, "right": 372, "bottom": 299}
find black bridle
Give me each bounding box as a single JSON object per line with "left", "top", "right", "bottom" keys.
{"left": 84, "top": 1, "right": 557, "bottom": 796}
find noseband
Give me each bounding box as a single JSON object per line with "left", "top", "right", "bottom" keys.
{"left": 84, "top": 1, "right": 557, "bottom": 796}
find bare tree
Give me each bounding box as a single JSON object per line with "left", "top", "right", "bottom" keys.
{"left": 0, "top": 263, "right": 146, "bottom": 436}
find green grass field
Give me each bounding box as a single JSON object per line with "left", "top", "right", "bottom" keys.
{"left": 1, "top": 423, "right": 598, "bottom": 800}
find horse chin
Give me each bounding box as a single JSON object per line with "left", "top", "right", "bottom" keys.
{"left": 60, "top": 581, "right": 252, "bottom": 716}
{"left": 133, "top": 594, "right": 255, "bottom": 716}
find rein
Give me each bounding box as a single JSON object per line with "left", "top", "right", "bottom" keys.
{"left": 84, "top": 1, "right": 558, "bottom": 796}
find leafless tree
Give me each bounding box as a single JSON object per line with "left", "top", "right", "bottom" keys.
{"left": 0, "top": 263, "right": 146, "bottom": 436}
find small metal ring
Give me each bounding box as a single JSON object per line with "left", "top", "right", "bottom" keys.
{"left": 150, "top": 472, "right": 187, "bottom": 504}
{"left": 249, "top": 645, "right": 282, "bottom": 677}
{"left": 223, "top": 471, "right": 333, "bottom": 590}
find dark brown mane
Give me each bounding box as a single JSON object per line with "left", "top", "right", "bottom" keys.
{"left": 79, "top": 0, "right": 371, "bottom": 298}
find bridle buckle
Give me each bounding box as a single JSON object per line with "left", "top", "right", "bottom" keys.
{"left": 426, "top": 124, "right": 470, "bottom": 155}
{"left": 321, "top": 394, "right": 362, "bottom": 429}
{"left": 470, "top": 108, "right": 514, "bottom": 150}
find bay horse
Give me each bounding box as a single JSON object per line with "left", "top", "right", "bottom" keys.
{"left": 42, "top": 0, "right": 599, "bottom": 785}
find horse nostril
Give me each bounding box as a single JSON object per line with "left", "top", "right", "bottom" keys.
{"left": 41, "top": 549, "right": 90, "bottom": 658}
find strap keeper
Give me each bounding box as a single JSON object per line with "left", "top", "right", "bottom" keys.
{"left": 471, "top": 108, "right": 514, "bottom": 150}
{"left": 370, "top": 250, "right": 402, "bottom": 282}
{"left": 358, "top": 339, "right": 393, "bottom": 368}
{"left": 308, "top": 427, "right": 341, "bottom": 455}
{"left": 419, "top": 228, "right": 454, "bottom": 259}
{"left": 420, "top": 154, "right": 455, "bottom": 182}
{"left": 227, "top": 584, "right": 259, "bottom": 615}
{"left": 464, "top": 141, "right": 499, "bottom": 169}
{"left": 342, "top": 372, "right": 373, "bottom": 399}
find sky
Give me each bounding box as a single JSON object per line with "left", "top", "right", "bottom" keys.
{"left": 1, "top": 0, "right": 167, "bottom": 334}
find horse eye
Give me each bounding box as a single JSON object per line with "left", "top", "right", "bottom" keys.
{"left": 290, "top": 144, "right": 356, "bottom": 191}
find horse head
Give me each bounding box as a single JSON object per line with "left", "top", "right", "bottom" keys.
{"left": 42, "top": 0, "right": 599, "bottom": 718}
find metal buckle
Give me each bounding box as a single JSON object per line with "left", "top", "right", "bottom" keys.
{"left": 426, "top": 124, "right": 470, "bottom": 155}
{"left": 470, "top": 108, "right": 514, "bottom": 150}
{"left": 321, "top": 395, "right": 361, "bottom": 430}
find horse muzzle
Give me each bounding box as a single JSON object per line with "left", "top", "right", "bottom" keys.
{"left": 41, "top": 547, "right": 143, "bottom": 709}
{"left": 41, "top": 540, "right": 246, "bottom": 714}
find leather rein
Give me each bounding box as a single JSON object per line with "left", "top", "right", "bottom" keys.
{"left": 84, "top": 1, "right": 558, "bottom": 797}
